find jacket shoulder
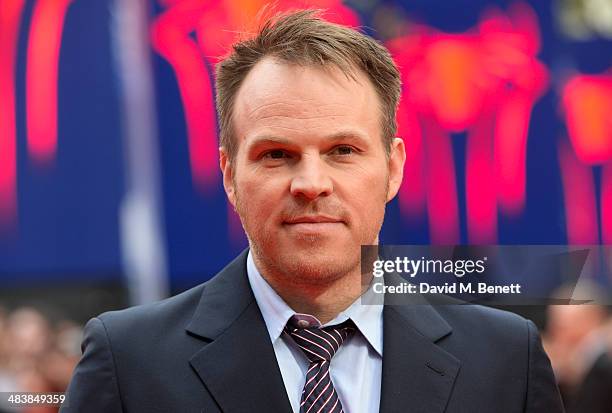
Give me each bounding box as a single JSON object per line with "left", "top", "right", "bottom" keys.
{"left": 96, "top": 282, "right": 206, "bottom": 337}
{"left": 435, "top": 304, "right": 534, "bottom": 351}
{"left": 439, "top": 303, "right": 529, "bottom": 331}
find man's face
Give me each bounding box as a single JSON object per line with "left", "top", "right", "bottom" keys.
{"left": 220, "top": 57, "right": 405, "bottom": 285}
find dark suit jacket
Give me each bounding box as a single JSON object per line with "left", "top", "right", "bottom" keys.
{"left": 61, "top": 249, "right": 564, "bottom": 412}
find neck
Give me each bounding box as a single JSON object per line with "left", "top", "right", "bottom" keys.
{"left": 253, "top": 254, "right": 369, "bottom": 324}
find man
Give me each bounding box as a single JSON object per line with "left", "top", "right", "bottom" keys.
{"left": 545, "top": 291, "right": 612, "bottom": 413}
{"left": 62, "top": 10, "right": 564, "bottom": 413}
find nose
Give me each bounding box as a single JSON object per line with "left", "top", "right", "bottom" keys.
{"left": 290, "top": 154, "right": 333, "bottom": 200}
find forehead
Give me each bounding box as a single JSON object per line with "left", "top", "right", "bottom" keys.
{"left": 232, "top": 57, "right": 381, "bottom": 144}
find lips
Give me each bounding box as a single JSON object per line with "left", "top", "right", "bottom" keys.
{"left": 283, "top": 215, "right": 343, "bottom": 224}
{"left": 281, "top": 215, "right": 346, "bottom": 239}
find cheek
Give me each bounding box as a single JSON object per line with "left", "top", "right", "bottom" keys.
{"left": 236, "top": 175, "right": 285, "bottom": 218}
{"left": 354, "top": 196, "right": 386, "bottom": 228}
{"left": 340, "top": 169, "right": 388, "bottom": 225}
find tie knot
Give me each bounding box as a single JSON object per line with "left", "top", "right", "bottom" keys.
{"left": 285, "top": 318, "right": 355, "bottom": 363}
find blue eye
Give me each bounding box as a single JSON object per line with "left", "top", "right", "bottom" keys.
{"left": 264, "top": 150, "right": 288, "bottom": 159}
{"left": 333, "top": 146, "right": 354, "bottom": 155}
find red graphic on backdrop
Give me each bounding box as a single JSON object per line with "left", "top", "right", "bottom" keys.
{"left": 27, "top": 0, "right": 72, "bottom": 164}
{"left": 0, "top": 0, "right": 607, "bottom": 249}
{"left": 387, "top": 2, "right": 548, "bottom": 244}
{"left": 0, "top": 0, "right": 25, "bottom": 225}
{"left": 0, "top": 0, "right": 72, "bottom": 227}
{"left": 559, "top": 73, "right": 612, "bottom": 244}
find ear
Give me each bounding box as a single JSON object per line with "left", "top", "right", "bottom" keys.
{"left": 386, "top": 137, "right": 406, "bottom": 202}
{"left": 219, "top": 147, "right": 237, "bottom": 208}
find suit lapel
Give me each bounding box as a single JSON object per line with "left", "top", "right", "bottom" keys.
{"left": 186, "top": 249, "right": 292, "bottom": 413}
{"left": 379, "top": 303, "right": 461, "bottom": 413}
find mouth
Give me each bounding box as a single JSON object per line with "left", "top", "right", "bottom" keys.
{"left": 282, "top": 216, "right": 346, "bottom": 236}
{"left": 283, "top": 215, "right": 344, "bottom": 225}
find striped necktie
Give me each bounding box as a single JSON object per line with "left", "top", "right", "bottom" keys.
{"left": 284, "top": 318, "right": 356, "bottom": 413}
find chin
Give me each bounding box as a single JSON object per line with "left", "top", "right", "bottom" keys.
{"left": 278, "top": 250, "right": 358, "bottom": 284}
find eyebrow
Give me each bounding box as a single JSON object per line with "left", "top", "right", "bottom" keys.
{"left": 326, "top": 131, "right": 370, "bottom": 146}
{"left": 246, "top": 130, "right": 371, "bottom": 150}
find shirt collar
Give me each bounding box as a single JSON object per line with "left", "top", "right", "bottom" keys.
{"left": 246, "top": 250, "right": 383, "bottom": 356}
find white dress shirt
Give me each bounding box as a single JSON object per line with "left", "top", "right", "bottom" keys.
{"left": 246, "top": 251, "right": 383, "bottom": 413}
